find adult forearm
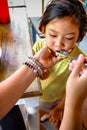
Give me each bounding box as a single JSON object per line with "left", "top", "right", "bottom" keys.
{"left": 0, "top": 46, "right": 60, "bottom": 119}
{"left": 59, "top": 98, "right": 83, "bottom": 130}
{"left": 0, "top": 65, "right": 36, "bottom": 119}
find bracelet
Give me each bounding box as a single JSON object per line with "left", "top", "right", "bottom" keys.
{"left": 23, "top": 56, "right": 44, "bottom": 77}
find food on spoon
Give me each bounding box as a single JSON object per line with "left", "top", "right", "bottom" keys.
{"left": 54, "top": 51, "right": 66, "bottom": 58}
{"left": 48, "top": 48, "right": 66, "bottom": 58}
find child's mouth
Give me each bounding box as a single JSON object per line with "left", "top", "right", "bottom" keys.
{"left": 48, "top": 47, "right": 75, "bottom": 59}
{"left": 48, "top": 47, "right": 67, "bottom": 58}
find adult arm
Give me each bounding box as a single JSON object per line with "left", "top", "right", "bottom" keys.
{"left": 59, "top": 54, "right": 87, "bottom": 130}
{"left": 0, "top": 46, "right": 61, "bottom": 119}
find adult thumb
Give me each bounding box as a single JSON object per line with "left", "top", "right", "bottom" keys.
{"left": 71, "top": 54, "right": 84, "bottom": 77}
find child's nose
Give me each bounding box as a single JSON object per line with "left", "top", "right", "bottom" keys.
{"left": 55, "top": 39, "right": 65, "bottom": 50}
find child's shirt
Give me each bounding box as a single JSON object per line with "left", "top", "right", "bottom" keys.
{"left": 33, "top": 39, "right": 86, "bottom": 102}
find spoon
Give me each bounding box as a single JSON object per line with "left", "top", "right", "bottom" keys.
{"left": 48, "top": 48, "right": 76, "bottom": 59}
{"left": 48, "top": 48, "right": 87, "bottom": 66}
{"left": 55, "top": 50, "right": 77, "bottom": 60}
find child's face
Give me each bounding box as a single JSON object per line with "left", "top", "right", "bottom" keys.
{"left": 43, "top": 16, "right": 80, "bottom": 53}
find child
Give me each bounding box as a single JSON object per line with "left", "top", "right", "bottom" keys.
{"left": 33, "top": 0, "right": 87, "bottom": 128}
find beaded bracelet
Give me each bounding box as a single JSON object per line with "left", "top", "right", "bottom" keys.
{"left": 23, "top": 56, "right": 44, "bottom": 77}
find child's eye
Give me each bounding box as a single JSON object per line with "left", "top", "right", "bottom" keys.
{"left": 49, "top": 34, "right": 57, "bottom": 37}
{"left": 65, "top": 37, "right": 74, "bottom": 40}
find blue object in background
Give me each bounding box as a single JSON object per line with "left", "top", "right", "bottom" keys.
{"left": 85, "top": 0, "right": 87, "bottom": 10}
{"left": 85, "top": 0, "right": 87, "bottom": 5}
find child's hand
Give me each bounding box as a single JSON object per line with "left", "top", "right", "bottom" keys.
{"left": 49, "top": 106, "right": 63, "bottom": 129}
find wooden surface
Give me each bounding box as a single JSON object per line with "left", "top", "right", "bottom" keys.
{"left": 0, "top": 7, "right": 32, "bottom": 80}
{"left": 22, "top": 78, "right": 42, "bottom": 98}
{"left": 0, "top": 1, "right": 42, "bottom": 97}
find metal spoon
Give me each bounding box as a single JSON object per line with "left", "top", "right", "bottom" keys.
{"left": 48, "top": 48, "right": 87, "bottom": 66}
{"left": 59, "top": 51, "right": 77, "bottom": 60}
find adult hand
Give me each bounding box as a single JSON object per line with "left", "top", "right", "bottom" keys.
{"left": 66, "top": 54, "right": 87, "bottom": 106}
{"left": 34, "top": 46, "right": 62, "bottom": 69}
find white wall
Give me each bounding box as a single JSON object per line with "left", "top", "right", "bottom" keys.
{"left": 44, "top": 0, "right": 50, "bottom": 9}
{"left": 25, "top": 0, "right": 42, "bottom": 17}
{"left": 25, "top": 0, "right": 50, "bottom": 17}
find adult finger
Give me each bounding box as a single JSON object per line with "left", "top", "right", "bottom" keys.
{"left": 70, "top": 54, "right": 84, "bottom": 77}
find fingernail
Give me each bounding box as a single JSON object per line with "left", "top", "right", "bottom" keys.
{"left": 78, "top": 54, "right": 84, "bottom": 60}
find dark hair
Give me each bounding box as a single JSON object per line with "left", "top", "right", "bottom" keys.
{"left": 39, "top": 0, "right": 87, "bottom": 41}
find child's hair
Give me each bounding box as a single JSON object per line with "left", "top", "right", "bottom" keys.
{"left": 39, "top": 0, "right": 87, "bottom": 41}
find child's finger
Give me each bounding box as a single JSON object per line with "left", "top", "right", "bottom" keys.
{"left": 40, "top": 113, "right": 49, "bottom": 122}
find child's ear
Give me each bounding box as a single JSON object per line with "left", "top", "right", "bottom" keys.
{"left": 77, "top": 37, "right": 81, "bottom": 43}
{"left": 40, "top": 26, "right": 46, "bottom": 36}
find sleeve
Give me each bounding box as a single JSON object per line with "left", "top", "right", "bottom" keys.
{"left": 71, "top": 45, "right": 87, "bottom": 58}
